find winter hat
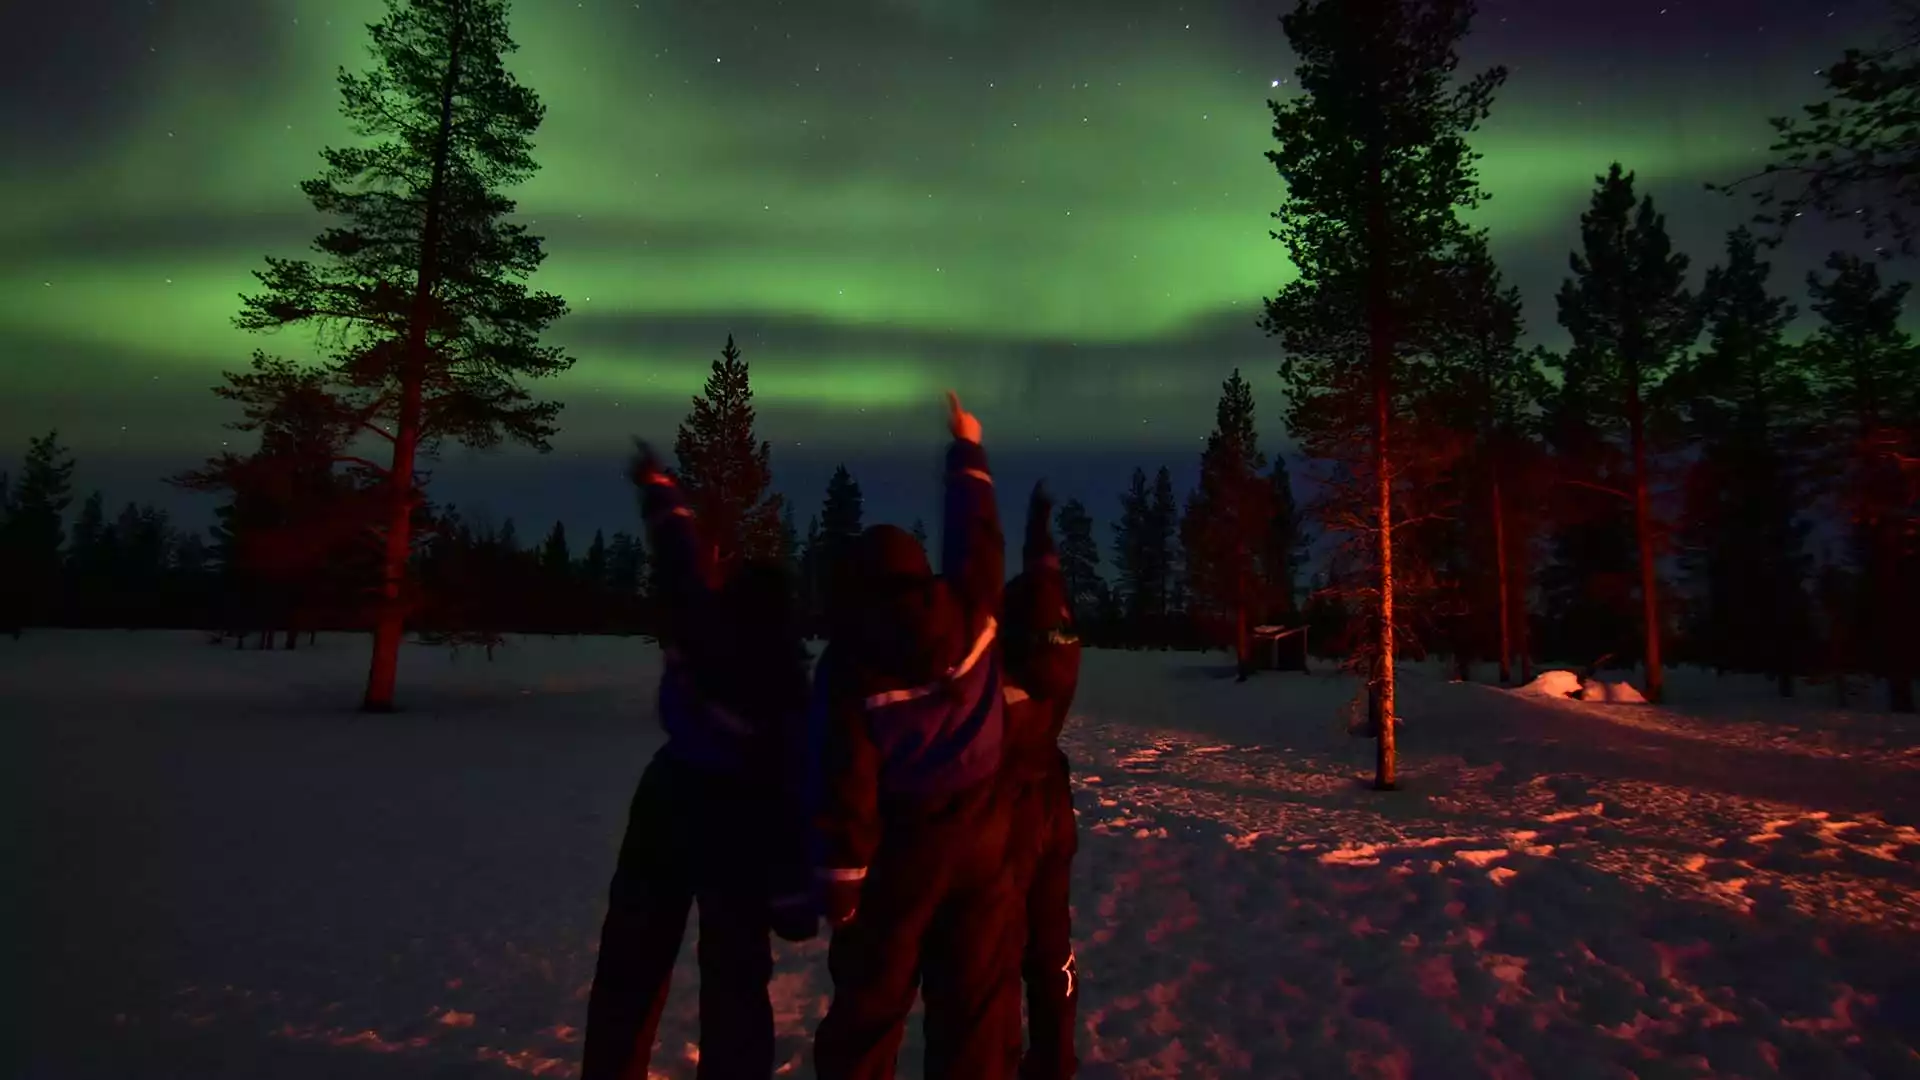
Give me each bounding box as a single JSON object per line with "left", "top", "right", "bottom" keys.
{"left": 853, "top": 524, "right": 932, "bottom": 588}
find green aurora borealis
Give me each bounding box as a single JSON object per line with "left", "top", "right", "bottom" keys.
{"left": 0, "top": 0, "right": 1891, "bottom": 492}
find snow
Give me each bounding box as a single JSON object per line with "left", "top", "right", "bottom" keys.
{"left": 1582, "top": 679, "right": 1648, "bottom": 705}
{"left": 1518, "top": 670, "right": 1585, "bottom": 699}
{"left": 9, "top": 633, "right": 1920, "bottom": 1079}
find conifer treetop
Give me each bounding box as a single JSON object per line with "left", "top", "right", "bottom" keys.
{"left": 236, "top": 0, "right": 571, "bottom": 455}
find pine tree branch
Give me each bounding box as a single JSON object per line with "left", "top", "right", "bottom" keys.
{"left": 334, "top": 455, "right": 394, "bottom": 476}
{"left": 353, "top": 392, "right": 396, "bottom": 442}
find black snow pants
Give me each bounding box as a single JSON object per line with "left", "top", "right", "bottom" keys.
{"left": 1007, "top": 752, "right": 1080, "bottom": 1080}
{"left": 813, "top": 777, "right": 1023, "bottom": 1080}
{"left": 581, "top": 753, "right": 777, "bottom": 1080}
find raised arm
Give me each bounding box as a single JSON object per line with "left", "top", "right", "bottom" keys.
{"left": 939, "top": 391, "right": 1004, "bottom": 631}
{"left": 1017, "top": 481, "right": 1080, "bottom": 704}
{"left": 630, "top": 439, "right": 715, "bottom": 633}
{"left": 1024, "top": 480, "right": 1060, "bottom": 582}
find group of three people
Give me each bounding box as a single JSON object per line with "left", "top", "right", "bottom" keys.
{"left": 579, "top": 392, "right": 1083, "bottom": 1080}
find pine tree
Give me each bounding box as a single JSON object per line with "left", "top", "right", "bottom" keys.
{"left": 1181, "top": 370, "right": 1274, "bottom": 674}
{"left": 1803, "top": 252, "right": 1920, "bottom": 711}
{"left": 818, "top": 464, "right": 864, "bottom": 581}
{"left": 1721, "top": 1, "right": 1920, "bottom": 256}
{"left": 1054, "top": 498, "right": 1104, "bottom": 623}
{"left": 1261, "top": 0, "right": 1505, "bottom": 787}
{"left": 114, "top": 502, "right": 175, "bottom": 626}
{"left": 1150, "top": 466, "right": 1180, "bottom": 630}
{"left": 497, "top": 517, "right": 520, "bottom": 554}
{"left": 541, "top": 521, "right": 571, "bottom": 578}
{"left": 780, "top": 504, "right": 801, "bottom": 569}
{"left": 1427, "top": 236, "right": 1548, "bottom": 684}
{"left": 2, "top": 431, "right": 76, "bottom": 628}
{"left": 797, "top": 514, "right": 824, "bottom": 633}
{"left": 1666, "top": 228, "right": 1811, "bottom": 693}
{"left": 606, "top": 531, "right": 643, "bottom": 596}
{"left": 173, "top": 362, "right": 375, "bottom": 646}
{"left": 582, "top": 528, "right": 609, "bottom": 588}
{"left": 234, "top": 0, "right": 572, "bottom": 709}
{"left": 1263, "top": 457, "right": 1307, "bottom": 623}
{"left": 1554, "top": 165, "right": 1701, "bottom": 703}
{"left": 673, "top": 335, "right": 783, "bottom": 571}
{"left": 1538, "top": 342, "right": 1638, "bottom": 668}
{"left": 1111, "top": 468, "right": 1155, "bottom": 638}
{"left": 67, "top": 491, "right": 111, "bottom": 624}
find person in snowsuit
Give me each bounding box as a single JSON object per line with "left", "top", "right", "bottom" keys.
{"left": 580, "top": 441, "right": 817, "bottom": 1080}
{"left": 810, "top": 391, "right": 1022, "bottom": 1080}
{"left": 999, "top": 481, "right": 1085, "bottom": 1080}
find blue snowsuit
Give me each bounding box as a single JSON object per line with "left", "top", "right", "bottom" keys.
{"left": 580, "top": 474, "right": 813, "bottom": 1080}
{"left": 810, "top": 435, "right": 1022, "bottom": 1080}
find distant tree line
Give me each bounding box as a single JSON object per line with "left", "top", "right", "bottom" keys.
{"left": 4, "top": 0, "right": 1915, "bottom": 742}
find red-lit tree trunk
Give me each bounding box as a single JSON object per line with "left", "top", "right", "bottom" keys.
{"left": 1366, "top": 162, "right": 1398, "bottom": 792}
{"left": 363, "top": 7, "right": 467, "bottom": 713}
{"left": 1626, "top": 369, "right": 1665, "bottom": 704}
{"left": 1493, "top": 475, "right": 1513, "bottom": 685}
{"left": 1234, "top": 541, "right": 1253, "bottom": 678}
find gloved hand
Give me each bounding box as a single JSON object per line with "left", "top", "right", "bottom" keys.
{"left": 821, "top": 876, "right": 863, "bottom": 929}
{"left": 945, "top": 390, "right": 982, "bottom": 444}
{"left": 627, "top": 438, "right": 667, "bottom": 488}
{"left": 770, "top": 894, "right": 820, "bottom": 943}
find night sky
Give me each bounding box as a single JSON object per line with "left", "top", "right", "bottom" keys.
{"left": 0, "top": 0, "right": 1895, "bottom": 541}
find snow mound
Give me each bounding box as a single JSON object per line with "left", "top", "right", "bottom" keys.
{"left": 1581, "top": 678, "right": 1647, "bottom": 704}
{"left": 1517, "top": 669, "right": 1583, "bottom": 698}
{"left": 1515, "top": 670, "right": 1646, "bottom": 704}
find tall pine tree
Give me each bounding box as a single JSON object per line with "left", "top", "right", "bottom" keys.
{"left": 673, "top": 335, "right": 783, "bottom": 571}
{"left": 1150, "top": 466, "right": 1180, "bottom": 630}
{"left": 797, "top": 514, "right": 824, "bottom": 634}
{"left": 1427, "top": 236, "right": 1547, "bottom": 684}
{"left": 174, "top": 360, "right": 373, "bottom": 646}
{"left": 1263, "top": 457, "right": 1306, "bottom": 622}
{"left": 1261, "top": 0, "right": 1505, "bottom": 787}
{"left": 582, "top": 528, "right": 609, "bottom": 588}
{"left": 1666, "top": 228, "right": 1811, "bottom": 692}
{"left": 1803, "top": 252, "right": 1920, "bottom": 711}
{"left": 1554, "top": 165, "right": 1701, "bottom": 703}
{"left": 1, "top": 431, "right": 76, "bottom": 629}
{"left": 1055, "top": 498, "right": 1104, "bottom": 624}
{"left": 1112, "top": 467, "right": 1156, "bottom": 639}
{"left": 1181, "top": 370, "right": 1274, "bottom": 674}
{"left": 233, "top": 0, "right": 571, "bottom": 709}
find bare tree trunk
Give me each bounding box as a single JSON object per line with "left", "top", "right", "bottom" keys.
{"left": 1368, "top": 273, "right": 1397, "bottom": 791}
{"left": 1235, "top": 603, "right": 1251, "bottom": 681}
{"left": 1493, "top": 477, "right": 1513, "bottom": 685}
{"left": 1626, "top": 375, "right": 1665, "bottom": 704}
{"left": 1362, "top": 134, "right": 1398, "bottom": 789}
{"left": 363, "top": 5, "right": 468, "bottom": 713}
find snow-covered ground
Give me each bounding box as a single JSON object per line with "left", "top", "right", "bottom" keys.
{"left": 8, "top": 631, "right": 1920, "bottom": 1079}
